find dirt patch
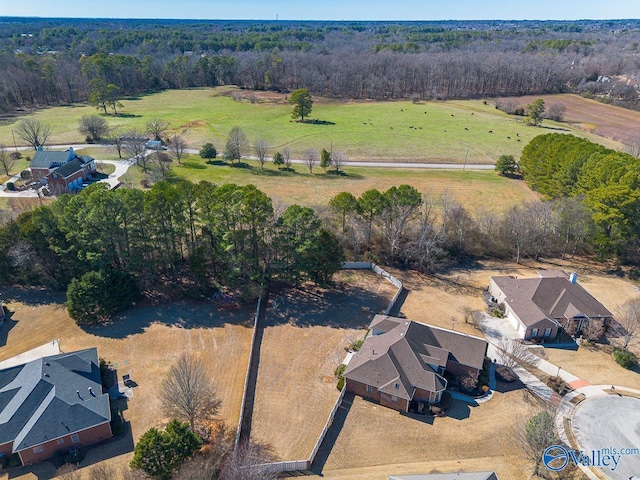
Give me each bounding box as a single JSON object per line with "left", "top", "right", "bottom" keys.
{"left": 495, "top": 93, "right": 640, "bottom": 145}
{"left": 249, "top": 270, "right": 397, "bottom": 460}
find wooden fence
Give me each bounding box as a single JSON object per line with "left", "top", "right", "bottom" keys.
{"left": 308, "top": 386, "right": 347, "bottom": 466}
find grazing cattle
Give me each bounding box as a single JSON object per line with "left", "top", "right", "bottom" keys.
{"left": 464, "top": 127, "right": 469, "bottom": 131}
{"left": 489, "top": 130, "right": 493, "bottom": 133}
{"left": 507, "top": 136, "right": 511, "bottom": 139}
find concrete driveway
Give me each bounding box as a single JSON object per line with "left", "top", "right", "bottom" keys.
{"left": 571, "top": 395, "right": 640, "bottom": 480}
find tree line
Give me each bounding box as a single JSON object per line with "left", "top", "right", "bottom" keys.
{"left": 519, "top": 133, "right": 640, "bottom": 264}
{"left": 0, "top": 180, "right": 343, "bottom": 323}
{"left": 2, "top": 18, "right": 640, "bottom": 113}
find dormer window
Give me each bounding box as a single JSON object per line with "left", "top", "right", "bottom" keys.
{"left": 394, "top": 383, "right": 399, "bottom": 389}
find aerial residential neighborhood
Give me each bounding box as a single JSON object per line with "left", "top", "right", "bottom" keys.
{"left": 1, "top": 4, "right": 640, "bottom": 480}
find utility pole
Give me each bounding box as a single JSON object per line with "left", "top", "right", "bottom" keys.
{"left": 463, "top": 146, "right": 469, "bottom": 171}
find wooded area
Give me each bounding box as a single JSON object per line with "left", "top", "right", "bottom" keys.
{"left": 1, "top": 18, "right": 640, "bottom": 113}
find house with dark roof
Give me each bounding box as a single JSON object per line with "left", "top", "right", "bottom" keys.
{"left": 344, "top": 315, "right": 488, "bottom": 413}
{"left": 0, "top": 348, "right": 112, "bottom": 465}
{"left": 488, "top": 270, "right": 613, "bottom": 341}
{"left": 30, "top": 147, "right": 96, "bottom": 193}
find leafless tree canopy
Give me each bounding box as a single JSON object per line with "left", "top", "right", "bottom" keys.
{"left": 169, "top": 134, "right": 188, "bottom": 163}
{"left": 221, "top": 441, "right": 278, "bottom": 480}
{"left": 303, "top": 148, "right": 318, "bottom": 173}
{"left": 545, "top": 103, "right": 566, "bottom": 122}
{"left": 224, "top": 126, "right": 249, "bottom": 163}
{"left": 616, "top": 298, "right": 640, "bottom": 350}
{"left": 122, "top": 128, "right": 149, "bottom": 171}
{"left": 160, "top": 353, "right": 221, "bottom": 430}
{"left": 78, "top": 114, "right": 110, "bottom": 142}
{"left": 146, "top": 118, "right": 170, "bottom": 141}
{"left": 497, "top": 338, "right": 531, "bottom": 370}
{"left": 282, "top": 147, "right": 292, "bottom": 170}
{"left": 16, "top": 118, "right": 51, "bottom": 149}
{"left": 332, "top": 150, "right": 346, "bottom": 173}
{"left": 253, "top": 139, "right": 269, "bottom": 170}
{"left": 624, "top": 137, "right": 640, "bottom": 158}
{"left": 0, "top": 144, "right": 16, "bottom": 176}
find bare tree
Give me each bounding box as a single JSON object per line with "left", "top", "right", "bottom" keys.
{"left": 616, "top": 298, "right": 640, "bottom": 350}
{"left": 582, "top": 319, "right": 605, "bottom": 342}
{"left": 545, "top": 103, "right": 566, "bottom": 122}
{"left": 160, "top": 353, "right": 221, "bottom": 431}
{"left": 282, "top": 147, "right": 292, "bottom": 170}
{"left": 224, "top": 126, "right": 249, "bottom": 164}
{"left": 332, "top": 150, "right": 346, "bottom": 174}
{"left": 497, "top": 338, "right": 531, "bottom": 370}
{"left": 105, "top": 127, "right": 125, "bottom": 159}
{"left": 175, "top": 422, "right": 233, "bottom": 480}
{"left": 169, "top": 134, "right": 188, "bottom": 164}
{"left": 303, "top": 148, "right": 318, "bottom": 173}
{"left": 151, "top": 151, "right": 173, "bottom": 180}
{"left": 55, "top": 464, "right": 82, "bottom": 480}
{"left": 146, "top": 118, "right": 170, "bottom": 141}
{"left": 0, "top": 144, "right": 16, "bottom": 176}
{"left": 15, "top": 118, "right": 51, "bottom": 149}
{"left": 122, "top": 128, "right": 150, "bottom": 172}
{"left": 78, "top": 114, "right": 109, "bottom": 142}
{"left": 221, "top": 441, "right": 277, "bottom": 480}
{"left": 89, "top": 463, "right": 118, "bottom": 480}
{"left": 253, "top": 139, "right": 269, "bottom": 170}
{"left": 624, "top": 137, "right": 640, "bottom": 158}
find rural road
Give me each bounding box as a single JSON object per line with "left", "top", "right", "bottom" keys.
{"left": 15, "top": 144, "right": 496, "bottom": 170}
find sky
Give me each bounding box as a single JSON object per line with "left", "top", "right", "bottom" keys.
{"left": 1, "top": 0, "right": 640, "bottom": 21}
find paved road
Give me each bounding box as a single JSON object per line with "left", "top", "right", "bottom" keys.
{"left": 572, "top": 395, "right": 640, "bottom": 480}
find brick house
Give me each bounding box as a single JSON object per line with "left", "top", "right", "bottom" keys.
{"left": 30, "top": 147, "right": 96, "bottom": 193}
{"left": 0, "top": 348, "right": 112, "bottom": 466}
{"left": 344, "top": 315, "right": 488, "bottom": 413}
{"left": 488, "top": 270, "right": 613, "bottom": 341}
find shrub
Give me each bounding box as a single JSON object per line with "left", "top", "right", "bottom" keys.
{"left": 9, "top": 453, "right": 21, "bottom": 468}
{"left": 349, "top": 339, "right": 364, "bottom": 351}
{"left": 613, "top": 347, "right": 637, "bottom": 369}
{"left": 334, "top": 364, "right": 346, "bottom": 378}
{"left": 19, "top": 169, "right": 31, "bottom": 180}
{"left": 199, "top": 142, "right": 217, "bottom": 160}
{"left": 9, "top": 151, "right": 21, "bottom": 160}
{"left": 140, "top": 178, "right": 151, "bottom": 188}
{"left": 546, "top": 375, "right": 568, "bottom": 394}
{"left": 6, "top": 182, "right": 14, "bottom": 191}
{"left": 337, "top": 377, "right": 345, "bottom": 391}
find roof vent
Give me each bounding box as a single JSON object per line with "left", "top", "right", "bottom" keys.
{"left": 569, "top": 272, "right": 578, "bottom": 284}
{"left": 44, "top": 362, "right": 50, "bottom": 366}
{"left": 44, "top": 373, "right": 50, "bottom": 377}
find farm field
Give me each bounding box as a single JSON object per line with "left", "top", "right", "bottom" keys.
{"left": 121, "top": 155, "right": 539, "bottom": 211}
{"left": 249, "top": 270, "right": 397, "bottom": 460}
{"left": 0, "top": 290, "right": 254, "bottom": 480}
{"left": 0, "top": 88, "right": 627, "bottom": 164}
{"left": 497, "top": 93, "right": 640, "bottom": 145}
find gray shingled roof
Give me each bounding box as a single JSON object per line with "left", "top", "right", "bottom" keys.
{"left": 50, "top": 157, "right": 85, "bottom": 178}
{"left": 0, "top": 348, "right": 110, "bottom": 452}
{"left": 345, "top": 317, "right": 487, "bottom": 400}
{"left": 389, "top": 472, "right": 498, "bottom": 480}
{"left": 30, "top": 150, "right": 75, "bottom": 169}
{"left": 491, "top": 274, "right": 612, "bottom": 328}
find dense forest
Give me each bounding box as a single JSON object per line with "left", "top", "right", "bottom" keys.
{"left": 1, "top": 18, "right": 640, "bottom": 113}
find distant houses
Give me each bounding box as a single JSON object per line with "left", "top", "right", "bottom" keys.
{"left": 0, "top": 348, "right": 112, "bottom": 466}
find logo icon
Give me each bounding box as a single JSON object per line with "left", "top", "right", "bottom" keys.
{"left": 543, "top": 445, "right": 569, "bottom": 471}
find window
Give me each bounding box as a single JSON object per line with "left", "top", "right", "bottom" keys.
{"left": 531, "top": 328, "right": 539, "bottom": 337}
{"left": 33, "top": 446, "right": 44, "bottom": 454}
{"left": 71, "top": 433, "right": 79, "bottom": 443}
{"left": 394, "top": 383, "right": 399, "bottom": 390}
{"left": 365, "top": 385, "right": 372, "bottom": 394}
{"left": 391, "top": 395, "right": 398, "bottom": 402}
{"left": 57, "top": 438, "right": 64, "bottom": 445}
{"left": 544, "top": 328, "right": 552, "bottom": 337}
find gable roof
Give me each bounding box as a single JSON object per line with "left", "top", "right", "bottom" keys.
{"left": 345, "top": 316, "right": 487, "bottom": 399}
{"left": 389, "top": 472, "right": 498, "bottom": 480}
{"left": 491, "top": 273, "right": 612, "bottom": 328}
{"left": 0, "top": 348, "right": 110, "bottom": 451}
{"left": 50, "top": 157, "right": 86, "bottom": 178}
{"left": 30, "top": 149, "right": 75, "bottom": 169}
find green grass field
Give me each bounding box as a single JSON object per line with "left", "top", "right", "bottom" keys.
{"left": 0, "top": 88, "right": 621, "bottom": 164}
{"left": 122, "top": 154, "right": 539, "bottom": 211}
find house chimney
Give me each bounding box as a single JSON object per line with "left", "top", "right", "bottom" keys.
{"left": 569, "top": 272, "right": 578, "bottom": 284}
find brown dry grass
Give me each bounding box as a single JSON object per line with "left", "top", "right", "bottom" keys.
{"left": 496, "top": 93, "right": 640, "bottom": 145}
{"left": 249, "top": 270, "right": 397, "bottom": 460}
{"left": 321, "top": 391, "right": 541, "bottom": 480}
{"left": 0, "top": 290, "right": 253, "bottom": 480}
